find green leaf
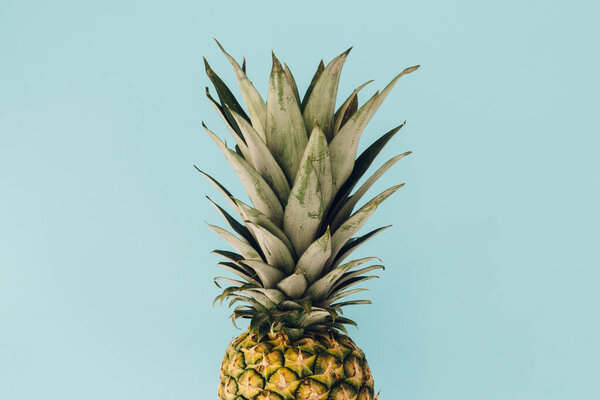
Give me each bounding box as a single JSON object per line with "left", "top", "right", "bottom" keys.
{"left": 234, "top": 198, "right": 296, "bottom": 258}
{"left": 306, "top": 257, "right": 377, "bottom": 301}
{"left": 331, "top": 225, "right": 391, "bottom": 268}
{"left": 330, "top": 275, "right": 379, "bottom": 297}
{"left": 302, "top": 48, "right": 351, "bottom": 140}
{"left": 204, "top": 124, "right": 284, "bottom": 226}
{"left": 217, "top": 262, "right": 260, "bottom": 286}
{"left": 203, "top": 57, "right": 249, "bottom": 134}
{"left": 332, "top": 316, "right": 358, "bottom": 328}
{"left": 246, "top": 288, "right": 286, "bottom": 304}
{"left": 238, "top": 288, "right": 279, "bottom": 310}
{"left": 324, "top": 288, "right": 369, "bottom": 305}
{"left": 335, "top": 265, "right": 385, "bottom": 290}
{"left": 333, "top": 80, "right": 373, "bottom": 136}
{"left": 331, "top": 155, "right": 408, "bottom": 230}
{"left": 284, "top": 63, "right": 301, "bottom": 106}
{"left": 330, "top": 300, "right": 372, "bottom": 309}
{"left": 194, "top": 167, "right": 240, "bottom": 216}
{"left": 206, "top": 196, "right": 256, "bottom": 247}
{"left": 211, "top": 249, "right": 243, "bottom": 263}
{"left": 227, "top": 107, "right": 290, "bottom": 204}
{"left": 301, "top": 60, "right": 325, "bottom": 110}
{"left": 307, "top": 126, "right": 334, "bottom": 210}
{"left": 329, "top": 66, "right": 419, "bottom": 191}
{"left": 214, "top": 39, "right": 268, "bottom": 141}
{"left": 246, "top": 222, "right": 295, "bottom": 274}
{"left": 329, "top": 123, "right": 406, "bottom": 220}
{"left": 276, "top": 273, "right": 308, "bottom": 299}
{"left": 207, "top": 223, "right": 262, "bottom": 261}
{"left": 327, "top": 185, "right": 402, "bottom": 268}
{"left": 298, "top": 309, "right": 331, "bottom": 328}
{"left": 283, "top": 128, "right": 327, "bottom": 255}
{"left": 266, "top": 53, "right": 308, "bottom": 183}
{"left": 295, "top": 227, "right": 331, "bottom": 284}
{"left": 205, "top": 88, "right": 252, "bottom": 162}
{"left": 240, "top": 260, "right": 286, "bottom": 288}
{"left": 214, "top": 276, "right": 246, "bottom": 288}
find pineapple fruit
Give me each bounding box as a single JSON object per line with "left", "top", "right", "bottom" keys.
{"left": 200, "top": 39, "right": 418, "bottom": 400}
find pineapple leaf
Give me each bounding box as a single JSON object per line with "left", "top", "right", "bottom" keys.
{"left": 266, "top": 53, "right": 308, "bottom": 183}
{"left": 207, "top": 224, "right": 262, "bottom": 261}
{"left": 206, "top": 196, "right": 257, "bottom": 247}
{"left": 276, "top": 273, "right": 308, "bottom": 299}
{"left": 306, "top": 257, "right": 377, "bottom": 301}
{"left": 214, "top": 276, "right": 246, "bottom": 288}
{"left": 329, "top": 123, "right": 406, "bottom": 220}
{"left": 331, "top": 154, "right": 409, "bottom": 230}
{"left": 237, "top": 289, "right": 279, "bottom": 310}
{"left": 234, "top": 198, "right": 296, "bottom": 258}
{"left": 330, "top": 275, "right": 379, "bottom": 297}
{"left": 323, "top": 288, "right": 370, "bottom": 305}
{"left": 283, "top": 129, "right": 326, "bottom": 256}
{"left": 331, "top": 225, "right": 391, "bottom": 268}
{"left": 240, "top": 260, "right": 286, "bottom": 288}
{"left": 301, "top": 60, "right": 325, "bottom": 110}
{"left": 284, "top": 63, "right": 301, "bottom": 106}
{"left": 332, "top": 80, "right": 373, "bottom": 136}
{"left": 227, "top": 107, "right": 291, "bottom": 204}
{"left": 245, "top": 288, "right": 286, "bottom": 304}
{"left": 211, "top": 249, "right": 244, "bottom": 263}
{"left": 194, "top": 167, "right": 240, "bottom": 215}
{"left": 329, "top": 66, "right": 419, "bottom": 192}
{"left": 203, "top": 57, "right": 249, "bottom": 134}
{"left": 204, "top": 124, "right": 284, "bottom": 226}
{"left": 295, "top": 227, "right": 332, "bottom": 284}
{"left": 205, "top": 88, "right": 252, "bottom": 162}
{"left": 302, "top": 48, "right": 351, "bottom": 140}
{"left": 334, "top": 316, "right": 358, "bottom": 328}
{"left": 214, "top": 39, "right": 268, "bottom": 141}
{"left": 331, "top": 300, "right": 372, "bottom": 309}
{"left": 245, "top": 221, "right": 295, "bottom": 274}
{"left": 327, "top": 185, "right": 402, "bottom": 269}
{"left": 306, "top": 126, "right": 334, "bottom": 210}
{"left": 298, "top": 309, "right": 331, "bottom": 328}
{"left": 217, "top": 261, "right": 261, "bottom": 286}
{"left": 336, "top": 265, "right": 385, "bottom": 289}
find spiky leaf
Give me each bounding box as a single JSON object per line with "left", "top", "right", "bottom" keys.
{"left": 204, "top": 124, "right": 284, "bottom": 226}
{"left": 266, "top": 53, "right": 308, "bottom": 183}
{"left": 302, "top": 48, "right": 351, "bottom": 140}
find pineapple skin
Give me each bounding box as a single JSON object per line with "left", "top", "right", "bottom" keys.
{"left": 218, "top": 329, "right": 375, "bottom": 400}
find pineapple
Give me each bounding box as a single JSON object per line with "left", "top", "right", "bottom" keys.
{"left": 200, "top": 39, "right": 418, "bottom": 400}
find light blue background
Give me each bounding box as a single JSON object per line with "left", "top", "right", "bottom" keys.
{"left": 1, "top": 0, "right": 599, "bottom": 399}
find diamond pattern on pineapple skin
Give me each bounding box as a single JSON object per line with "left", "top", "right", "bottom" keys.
{"left": 284, "top": 347, "right": 317, "bottom": 377}
{"left": 248, "top": 350, "right": 284, "bottom": 379}
{"left": 343, "top": 355, "right": 365, "bottom": 389}
{"left": 254, "top": 390, "right": 284, "bottom": 400}
{"left": 329, "top": 382, "right": 358, "bottom": 400}
{"left": 357, "top": 386, "right": 375, "bottom": 400}
{"left": 218, "top": 330, "right": 375, "bottom": 400}
{"left": 294, "top": 378, "right": 329, "bottom": 400}
{"left": 311, "top": 353, "right": 344, "bottom": 387}
{"left": 265, "top": 367, "right": 301, "bottom": 400}
{"left": 225, "top": 351, "right": 246, "bottom": 380}
{"left": 218, "top": 376, "right": 238, "bottom": 400}
{"left": 242, "top": 342, "right": 272, "bottom": 365}
{"left": 236, "top": 368, "right": 265, "bottom": 399}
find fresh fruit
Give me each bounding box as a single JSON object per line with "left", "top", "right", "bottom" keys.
{"left": 201, "top": 39, "right": 418, "bottom": 399}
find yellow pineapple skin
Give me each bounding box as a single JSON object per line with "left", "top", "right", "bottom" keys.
{"left": 218, "top": 329, "right": 375, "bottom": 400}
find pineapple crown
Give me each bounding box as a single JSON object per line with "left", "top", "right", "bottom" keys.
{"left": 200, "top": 38, "right": 418, "bottom": 339}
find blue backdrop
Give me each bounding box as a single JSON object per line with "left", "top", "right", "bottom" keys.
{"left": 1, "top": 0, "right": 599, "bottom": 399}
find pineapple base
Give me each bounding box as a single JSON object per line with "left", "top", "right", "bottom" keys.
{"left": 218, "top": 329, "right": 375, "bottom": 400}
